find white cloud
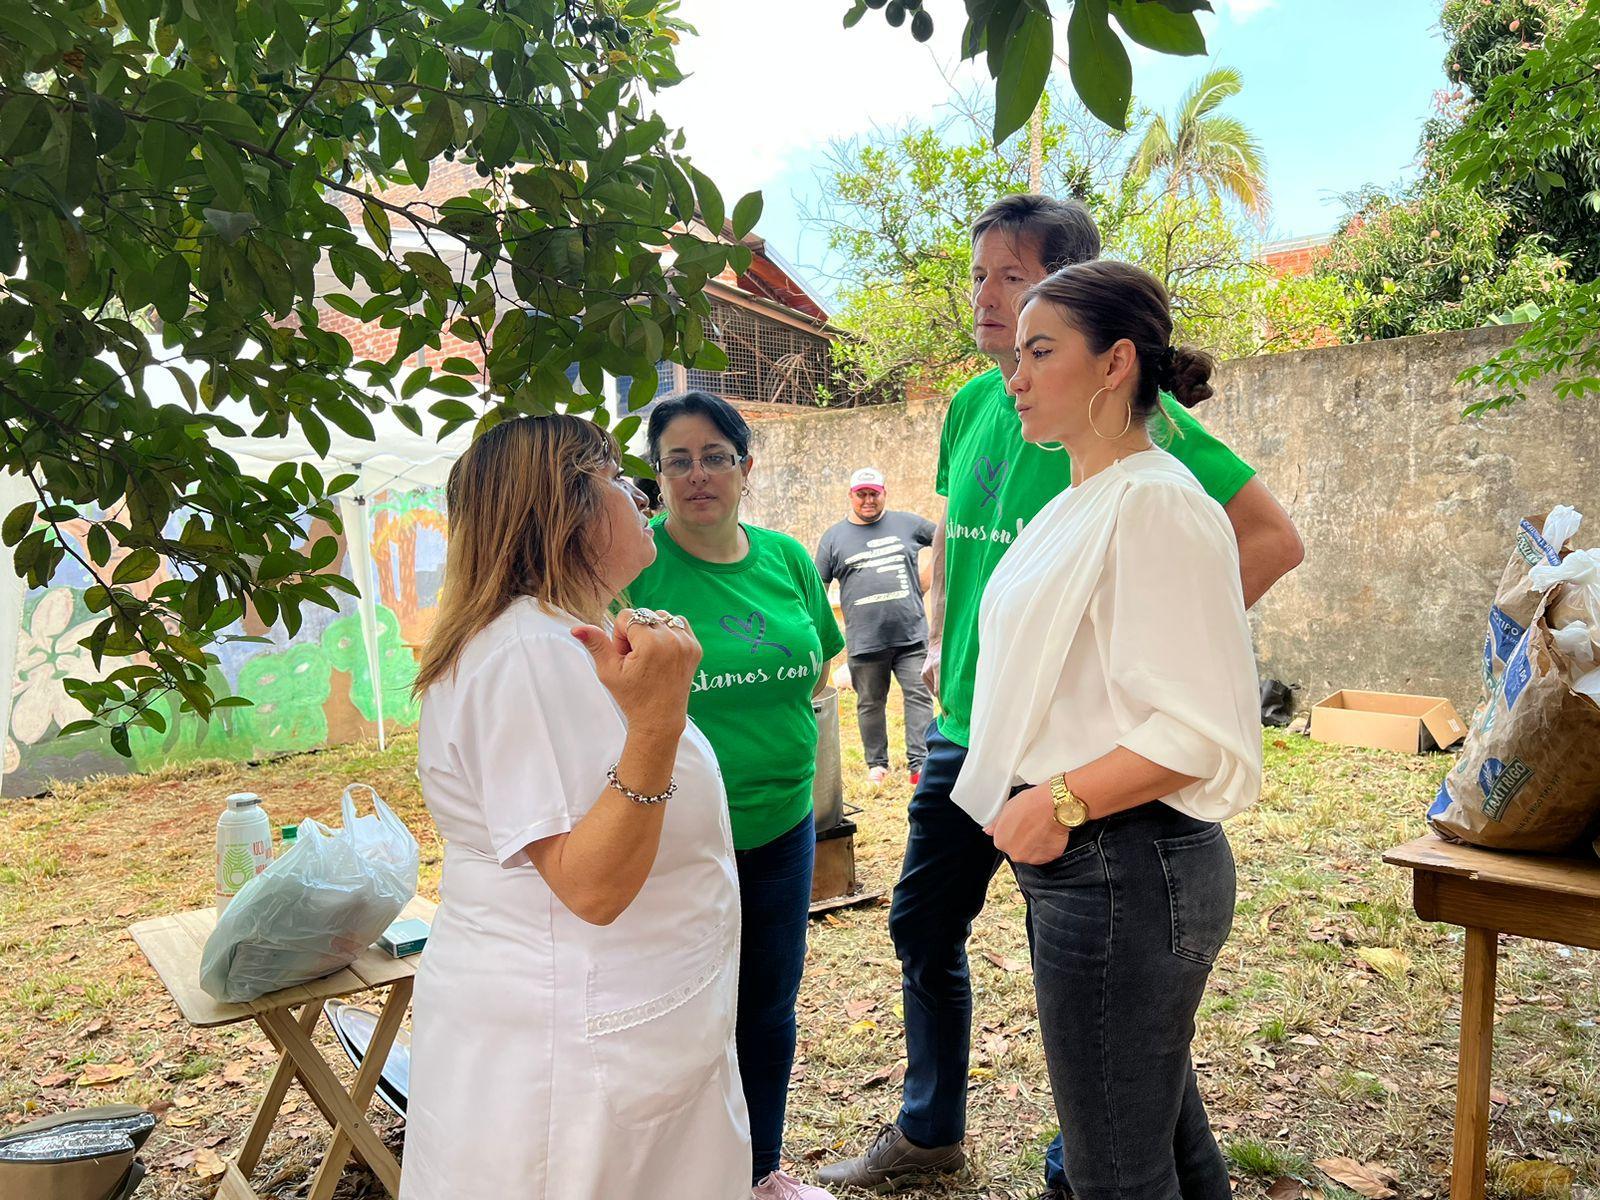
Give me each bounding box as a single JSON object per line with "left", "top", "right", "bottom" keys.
{"left": 651, "top": 1, "right": 988, "bottom": 200}
{"left": 1211, "top": 0, "right": 1278, "bottom": 22}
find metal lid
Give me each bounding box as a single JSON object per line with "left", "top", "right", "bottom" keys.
{"left": 225, "top": 792, "right": 261, "bottom": 810}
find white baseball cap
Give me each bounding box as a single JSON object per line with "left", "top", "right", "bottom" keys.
{"left": 850, "top": 467, "right": 885, "bottom": 493}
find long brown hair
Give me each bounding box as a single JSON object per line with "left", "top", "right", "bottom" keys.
{"left": 414, "top": 414, "right": 620, "bottom": 694}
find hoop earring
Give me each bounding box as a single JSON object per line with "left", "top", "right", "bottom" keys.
{"left": 1088, "top": 386, "right": 1132, "bottom": 441}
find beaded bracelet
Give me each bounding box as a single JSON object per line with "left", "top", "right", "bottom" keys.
{"left": 606, "top": 763, "right": 676, "bottom": 805}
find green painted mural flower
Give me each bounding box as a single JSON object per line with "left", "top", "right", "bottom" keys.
{"left": 235, "top": 643, "right": 333, "bottom": 755}
{"left": 322, "top": 605, "right": 420, "bottom": 727}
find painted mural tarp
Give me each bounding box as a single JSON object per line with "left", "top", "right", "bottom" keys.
{"left": 3, "top": 485, "right": 445, "bottom": 798}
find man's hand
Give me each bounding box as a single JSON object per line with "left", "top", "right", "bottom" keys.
{"left": 921, "top": 640, "right": 941, "bottom": 696}
{"left": 985, "top": 783, "right": 1070, "bottom": 865}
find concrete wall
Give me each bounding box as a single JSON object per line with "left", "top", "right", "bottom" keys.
{"left": 742, "top": 325, "right": 1600, "bottom": 713}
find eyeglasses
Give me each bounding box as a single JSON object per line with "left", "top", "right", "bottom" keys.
{"left": 655, "top": 452, "right": 745, "bottom": 479}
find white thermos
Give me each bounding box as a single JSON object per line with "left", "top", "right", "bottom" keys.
{"left": 215, "top": 792, "right": 272, "bottom": 914}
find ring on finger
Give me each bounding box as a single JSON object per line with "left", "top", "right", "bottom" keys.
{"left": 665, "top": 615, "right": 688, "bottom": 631}
{"left": 626, "top": 610, "right": 661, "bottom": 630}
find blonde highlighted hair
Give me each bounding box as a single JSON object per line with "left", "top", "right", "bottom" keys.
{"left": 413, "top": 414, "right": 621, "bottom": 695}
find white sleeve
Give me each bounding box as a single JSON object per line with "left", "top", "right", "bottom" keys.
{"left": 1106, "top": 482, "right": 1263, "bottom": 821}
{"left": 454, "top": 632, "right": 608, "bottom": 866}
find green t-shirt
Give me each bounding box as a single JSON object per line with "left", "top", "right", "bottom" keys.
{"left": 627, "top": 519, "right": 846, "bottom": 850}
{"left": 934, "top": 366, "right": 1257, "bottom": 747}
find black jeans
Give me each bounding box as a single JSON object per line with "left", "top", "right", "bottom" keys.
{"left": 849, "top": 642, "right": 934, "bottom": 772}
{"left": 1015, "top": 801, "right": 1236, "bottom": 1200}
{"left": 735, "top": 814, "right": 816, "bottom": 1184}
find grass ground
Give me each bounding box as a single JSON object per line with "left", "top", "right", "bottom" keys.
{"left": 0, "top": 693, "right": 1596, "bottom": 1199}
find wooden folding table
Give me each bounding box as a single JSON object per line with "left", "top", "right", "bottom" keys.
{"left": 130, "top": 896, "right": 435, "bottom": 1200}
{"left": 1385, "top": 836, "right": 1600, "bottom": 1200}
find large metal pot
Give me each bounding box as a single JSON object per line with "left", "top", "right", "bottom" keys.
{"left": 812, "top": 686, "right": 844, "bottom": 833}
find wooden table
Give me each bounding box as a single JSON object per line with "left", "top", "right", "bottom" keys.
{"left": 1384, "top": 836, "right": 1600, "bottom": 1200}
{"left": 130, "top": 896, "right": 435, "bottom": 1200}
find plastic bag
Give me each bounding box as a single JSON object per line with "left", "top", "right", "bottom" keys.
{"left": 200, "top": 785, "right": 419, "bottom": 1003}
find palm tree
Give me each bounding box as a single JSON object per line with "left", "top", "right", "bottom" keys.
{"left": 1128, "top": 67, "right": 1271, "bottom": 221}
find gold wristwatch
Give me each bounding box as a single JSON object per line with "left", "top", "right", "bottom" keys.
{"left": 1048, "top": 774, "right": 1090, "bottom": 829}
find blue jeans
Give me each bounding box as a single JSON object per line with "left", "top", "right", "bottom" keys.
{"left": 736, "top": 813, "right": 816, "bottom": 1184}
{"left": 1017, "top": 801, "right": 1235, "bottom": 1200}
{"left": 890, "top": 724, "right": 1074, "bottom": 1186}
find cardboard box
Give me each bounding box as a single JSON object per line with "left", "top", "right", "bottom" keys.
{"left": 1309, "top": 690, "right": 1468, "bottom": 754}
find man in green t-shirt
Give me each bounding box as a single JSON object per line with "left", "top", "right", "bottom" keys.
{"left": 819, "top": 196, "right": 1305, "bottom": 1198}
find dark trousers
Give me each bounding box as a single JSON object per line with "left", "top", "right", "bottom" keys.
{"left": 849, "top": 642, "right": 934, "bottom": 772}
{"left": 1016, "top": 802, "right": 1235, "bottom": 1200}
{"left": 735, "top": 814, "right": 816, "bottom": 1183}
{"left": 890, "top": 723, "right": 1232, "bottom": 1195}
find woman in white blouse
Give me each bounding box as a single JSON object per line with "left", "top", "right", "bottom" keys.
{"left": 950, "top": 260, "right": 1262, "bottom": 1200}
{"left": 400, "top": 415, "right": 750, "bottom": 1199}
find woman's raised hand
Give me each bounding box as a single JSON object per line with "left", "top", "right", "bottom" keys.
{"left": 573, "top": 609, "right": 702, "bottom": 734}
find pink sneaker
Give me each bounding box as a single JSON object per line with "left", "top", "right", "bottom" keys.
{"left": 752, "top": 1172, "right": 837, "bottom": 1200}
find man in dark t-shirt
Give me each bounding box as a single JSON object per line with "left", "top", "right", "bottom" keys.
{"left": 815, "top": 468, "right": 937, "bottom": 785}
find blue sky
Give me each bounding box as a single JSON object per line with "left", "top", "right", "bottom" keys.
{"left": 655, "top": 1, "right": 1451, "bottom": 308}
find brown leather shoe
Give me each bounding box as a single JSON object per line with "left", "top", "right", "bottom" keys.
{"left": 816, "top": 1124, "right": 965, "bottom": 1193}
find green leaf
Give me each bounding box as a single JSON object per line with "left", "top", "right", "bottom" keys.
{"left": 393, "top": 404, "right": 424, "bottom": 435}
{"left": 428, "top": 398, "right": 477, "bottom": 421}
{"left": 1108, "top": 0, "right": 1205, "bottom": 55}
{"left": 112, "top": 548, "right": 161, "bottom": 585}
{"left": 1065, "top": 0, "right": 1131, "bottom": 131}
{"left": 428, "top": 374, "right": 479, "bottom": 397}
{"left": 689, "top": 166, "right": 725, "bottom": 232}
{"left": 1, "top": 501, "right": 34, "bottom": 547}
{"left": 318, "top": 396, "right": 376, "bottom": 440}
{"left": 731, "top": 191, "right": 764, "bottom": 239}
{"left": 199, "top": 131, "right": 247, "bottom": 208}
{"left": 362, "top": 200, "right": 392, "bottom": 254}
{"left": 0, "top": 297, "right": 32, "bottom": 353}
{"left": 843, "top": 0, "right": 868, "bottom": 28}
{"left": 994, "top": 8, "right": 1056, "bottom": 145}
{"left": 140, "top": 120, "right": 193, "bottom": 188}
{"left": 152, "top": 253, "right": 192, "bottom": 324}
{"left": 415, "top": 96, "right": 454, "bottom": 162}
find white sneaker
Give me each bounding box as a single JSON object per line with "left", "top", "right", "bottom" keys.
{"left": 752, "top": 1171, "right": 837, "bottom": 1200}
{"left": 867, "top": 765, "right": 888, "bottom": 785}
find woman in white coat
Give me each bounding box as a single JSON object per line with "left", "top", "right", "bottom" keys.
{"left": 400, "top": 414, "right": 750, "bottom": 1199}
{"left": 950, "top": 260, "right": 1263, "bottom": 1200}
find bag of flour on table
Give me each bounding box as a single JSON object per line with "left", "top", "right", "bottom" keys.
{"left": 1432, "top": 568, "right": 1600, "bottom": 853}
{"left": 1479, "top": 508, "right": 1582, "bottom": 701}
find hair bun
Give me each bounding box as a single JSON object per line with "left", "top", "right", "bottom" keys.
{"left": 1169, "top": 345, "right": 1215, "bottom": 409}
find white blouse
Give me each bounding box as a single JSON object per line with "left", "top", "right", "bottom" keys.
{"left": 950, "top": 449, "right": 1263, "bottom": 827}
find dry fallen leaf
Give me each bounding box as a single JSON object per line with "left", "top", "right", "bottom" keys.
{"left": 844, "top": 999, "right": 876, "bottom": 1021}
{"left": 34, "top": 1072, "right": 71, "bottom": 1089}
{"left": 1498, "top": 1160, "right": 1574, "bottom": 1197}
{"left": 1316, "top": 1156, "right": 1400, "bottom": 1199}
{"left": 193, "top": 1147, "right": 227, "bottom": 1179}
{"left": 78, "top": 1062, "right": 136, "bottom": 1087}
{"left": 1356, "top": 947, "right": 1412, "bottom": 981}
{"left": 981, "top": 950, "right": 1027, "bottom": 973}
{"left": 1267, "top": 1176, "right": 1305, "bottom": 1200}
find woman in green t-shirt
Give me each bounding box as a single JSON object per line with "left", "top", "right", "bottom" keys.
{"left": 627, "top": 391, "right": 845, "bottom": 1200}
